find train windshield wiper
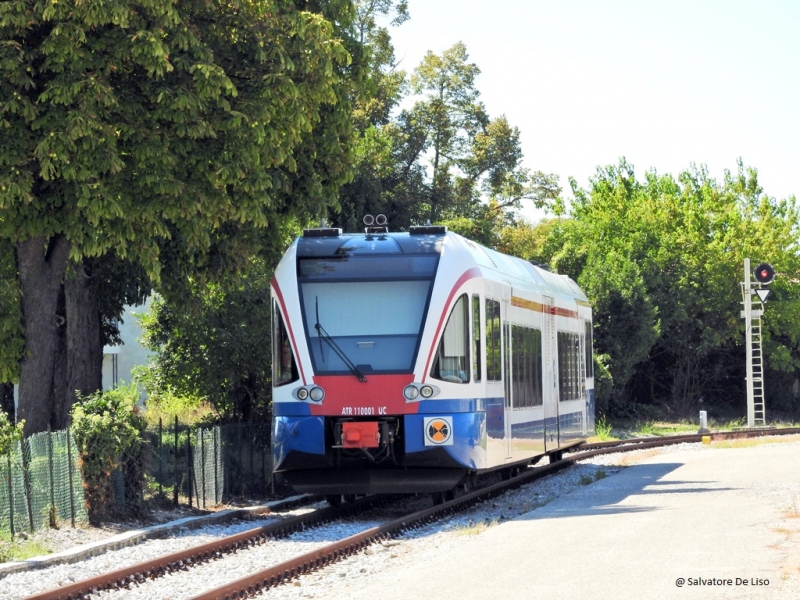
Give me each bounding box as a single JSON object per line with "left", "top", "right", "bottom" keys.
{"left": 314, "top": 297, "right": 367, "bottom": 383}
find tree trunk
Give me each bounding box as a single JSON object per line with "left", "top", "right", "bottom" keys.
{"left": 16, "top": 235, "right": 71, "bottom": 435}
{"left": 51, "top": 284, "right": 68, "bottom": 429}
{"left": 0, "top": 382, "right": 14, "bottom": 422}
{"left": 60, "top": 259, "right": 103, "bottom": 428}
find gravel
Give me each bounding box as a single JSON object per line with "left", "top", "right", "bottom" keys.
{"left": 3, "top": 438, "right": 799, "bottom": 599}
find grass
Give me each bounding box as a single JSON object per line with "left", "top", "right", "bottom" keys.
{"left": 578, "top": 468, "right": 608, "bottom": 485}
{"left": 631, "top": 420, "right": 699, "bottom": 436}
{"left": 595, "top": 416, "right": 615, "bottom": 440}
{"left": 0, "top": 537, "right": 52, "bottom": 562}
{"left": 454, "top": 518, "right": 497, "bottom": 536}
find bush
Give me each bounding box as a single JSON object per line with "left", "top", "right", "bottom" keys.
{"left": 138, "top": 384, "right": 219, "bottom": 428}
{"left": 0, "top": 410, "right": 23, "bottom": 456}
{"left": 71, "top": 383, "right": 147, "bottom": 523}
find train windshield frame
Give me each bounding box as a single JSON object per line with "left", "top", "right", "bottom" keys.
{"left": 297, "top": 255, "right": 438, "bottom": 376}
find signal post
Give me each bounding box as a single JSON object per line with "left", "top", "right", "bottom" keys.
{"left": 741, "top": 259, "right": 774, "bottom": 428}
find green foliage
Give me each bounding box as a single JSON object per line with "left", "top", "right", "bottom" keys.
{"left": 139, "top": 385, "right": 219, "bottom": 428}
{"left": 334, "top": 34, "right": 558, "bottom": 232}
{"left": 594, "top": 416, "right": 615, "bottom": 441}
{"left": 0, "top": 537, "right": 51, "bottom": 561}
{"left": 2, "top": 0, "right": 365, "bottom": 434}
{"left": 0, "top": 241, "right": 22, "bottom": 383}
{"left": 510, "top": 159, "right": 800, "bottom": 417}
{"left": 0, "top": 410, "right": 23, "bottom": 455}
{"left": 71, "top": 383, "right": 147, "bottom": 522}
{"left": 137, "top": 259, "right": 274, "bottom": 420}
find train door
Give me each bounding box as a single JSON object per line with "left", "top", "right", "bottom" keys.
{"left": 484, "top": 286, "right": 506, "bottom": 466}
{"left": 543, "top": 295, "right": 559, "bottom": 451}
{"left": 502, "top": 299, "right": 512, "bottom": 459}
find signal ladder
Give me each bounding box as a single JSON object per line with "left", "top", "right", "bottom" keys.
{"left": 750, "top": 303, "right": 766, "bottom": 426}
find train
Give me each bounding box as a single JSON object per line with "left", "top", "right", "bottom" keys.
{"left": 270, "top": 217, "right": 595, "bottom": 503}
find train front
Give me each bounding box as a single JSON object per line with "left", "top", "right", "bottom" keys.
{"left": 270, "top": 226, "right": 466, "bottom": 496}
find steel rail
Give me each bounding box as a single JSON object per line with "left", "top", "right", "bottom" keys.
{"left": 27, "top": 427, "right": 800, "bottom": 600}
{"left": 190, "top": 427, "right": 800, "bottom": 600}
{"left": 24, "top": 495, "right": 391, "bottom": 600}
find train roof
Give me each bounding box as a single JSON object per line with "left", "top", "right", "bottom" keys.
{"left": 296, "top": 227, "right": 587, "bottom": 303}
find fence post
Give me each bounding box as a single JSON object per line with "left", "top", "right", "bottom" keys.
{"left": 173, "top": 416, "right": 179, "bottom": 507}
{"left": 21, "top": 437, "right": 34, "bottom": 532}
{"left": 158, "top": 418, "right": 163, "bottom": 499}
{"left": 186, "top": 428, "right": 193, "bottom": 509}
{"left": 213, "top": 427, "right": 219, "bottom": 505}
{"left": 262, "top": 427, "right": 268, "bottom": 496}
{"left": 47, "top": 428, "right": 56, "bottom": 528}
{"left": 237, "top": 421, "right": 243, "bottom": 496}
{"left": 200, "top": 427, "right": 206, "bottom": 509}
{"left": 249, "top": 423, "right": 254, "bottom": 491}
{"left": 66, "top": 431, "right": 76, "bottom": 528}
{"left": 7, "top": 451, "right": 14, "bottom": 541}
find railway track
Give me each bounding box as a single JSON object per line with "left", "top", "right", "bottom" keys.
{"left": 25, "top": 427, "right": 800, "bottom": 600}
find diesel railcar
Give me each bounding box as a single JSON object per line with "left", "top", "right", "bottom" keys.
{"left": 271, "top": 220, "right": 594, "bottom": 502}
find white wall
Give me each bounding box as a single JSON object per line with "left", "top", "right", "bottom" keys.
{"left": 103, "top": 297, "right": 154, "bottom": 391}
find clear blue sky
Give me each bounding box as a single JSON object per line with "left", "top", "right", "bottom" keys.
{"left": 388, "top": 0, "right": 799, "bottom": 221}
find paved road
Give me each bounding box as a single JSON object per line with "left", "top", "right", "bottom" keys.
{"left": 345, "top": 441, "right": 800, "bottom": 600}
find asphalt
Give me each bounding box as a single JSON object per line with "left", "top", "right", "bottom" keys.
{"left": 344, "top": 441, "right": 800, "bottom": 600}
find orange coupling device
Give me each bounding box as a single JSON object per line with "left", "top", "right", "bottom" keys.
{"left": 341, "top": 422, "right": 380, "bottom": 448}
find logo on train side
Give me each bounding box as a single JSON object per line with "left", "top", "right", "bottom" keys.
{"left": 424, "top": 416, "right": 453, "bottom": 446}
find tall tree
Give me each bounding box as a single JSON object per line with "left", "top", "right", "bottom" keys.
{"left": 0, "top": 0, "right": 362, "bottom": 434}
{"left": 518, "top": 159, "right": 800, "bottom": 416}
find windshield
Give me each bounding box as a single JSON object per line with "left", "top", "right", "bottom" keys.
{"left": 298, "top": 256, "right": 437, "bottom": 375}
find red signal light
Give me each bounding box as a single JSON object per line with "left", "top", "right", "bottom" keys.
{"left": 753, "top": 263, "right": 775, "bottom": 284}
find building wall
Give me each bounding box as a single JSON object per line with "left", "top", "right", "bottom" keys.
{"left": 103, "top": 298, "right": 154, "bottom": 392}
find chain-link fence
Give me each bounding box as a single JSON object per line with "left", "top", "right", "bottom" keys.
{"left": 0, "top": 420, "right": 273, "bottom": 537}
{"left": 0, "top": 431, "right": 88, "bottom": 539}
{"left": 147, "top": 419, "right": 273, "bottom": 510}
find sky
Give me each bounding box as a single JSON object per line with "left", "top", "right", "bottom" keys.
{"left": 387, "top": 0, "right": 800, "bottom": 222}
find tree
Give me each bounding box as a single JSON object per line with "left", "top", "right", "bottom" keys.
{"left": 138, "top": 258, "right": 276, "bottom": 420}
{"left": 0, "top": 0, "right": 362, "bottom": 434}
{"left": 519, "top": 159, "right": 800, "bottom": 417}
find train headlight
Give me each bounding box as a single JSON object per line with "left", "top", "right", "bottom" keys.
{"left": 403, "top": 385, "right": 419, "bottom": 400}
{"left": 309, "top": 386, "right": 325, "bottom": 402}
{"left": 420, "top": 385, "right": 434, "bottom": 398}
{"left": 296, "top": 388, "right": 309, "bottom": 400}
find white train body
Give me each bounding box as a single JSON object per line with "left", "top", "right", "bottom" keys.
{"left": 271, "top": 225, "right": 594, "bottom": 495}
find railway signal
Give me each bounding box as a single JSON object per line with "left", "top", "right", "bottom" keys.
{"left": 742, "top": 259, "right": 774, "bottom": 428}
{"left": 753, "top": 263, "right": 775, "bottom": 285}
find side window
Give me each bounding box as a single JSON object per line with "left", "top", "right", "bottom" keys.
{"left": 472, "top": 295, "right": 482, "bottom": 382}
{"left": 273, "top": 301, "right": 298, "bottom": 387}
{"left": 485, "top": 298, "right": 501, "bottom": 381}
{"left": 531, "top": 327, "right": 543, "bottom": 406}
{"left": 430, "top": 294, "right": 470, "bottom": 383}
{"left": 557, "top": 331, "right": 580, "bottom": 401}
{"left": 511, "top": 325, "right": 543, "bottom": 408}
{"left": 584, "top": 320, "right": 594, "bottom": 378}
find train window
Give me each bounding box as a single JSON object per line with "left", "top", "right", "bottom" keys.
{"left": 273, "top": 301, "right": 299, "bottom": 387}
{"left": 485, "top": 299, "right": 501, "bottom": 381}
{"left": 584, "top": 320, "right": 594, "bottom": 378}
{"left": 472, "top": 295, "right": 482, "bottom": 382}
{"left": 430, "top": 294, "right": 470, "bottom": 383}
{"left": 503, "top": 322, "right": 511, "bottom": 407}
{"left": 557, "top": 331, "right": 581, "bottom": 401}
{"left": 511, "top": 325, "right": 543, "bottom": 408}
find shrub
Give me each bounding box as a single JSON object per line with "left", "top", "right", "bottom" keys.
{"left": 138, "top": 384, "right": 219, "bottom": 428}
{"left": 0, "top": 411, "right": 23, "bottom": 456}
{"left": 71, "top": 383, "right": 147, "bottom": 523}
